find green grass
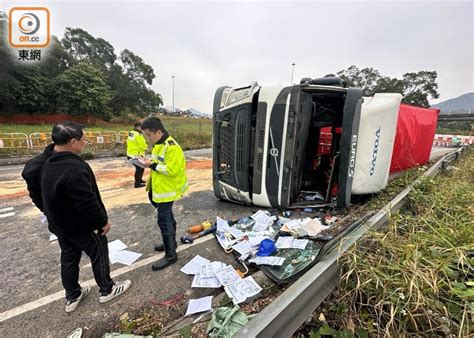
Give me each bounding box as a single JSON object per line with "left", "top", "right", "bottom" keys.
{"left": 312, "top": 150, "right": 473, "bottom": 336}
{"left": 0, "top": 116, "right": 212, "bottom": 156}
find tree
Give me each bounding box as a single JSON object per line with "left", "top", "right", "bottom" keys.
{"left": 120, "top": 49, "right": 155, "bottom": 85}
{"left": 337, "top": 65, "right": 382, "bottom": 96}
{"left": 401, "top": 71, "right": 439, "bottom": 107}
{"left": 336, "top": 65, "right": 439, "bottom": 107}
{"left": 62, "top": 27, "right": 116, "bottom": 69}
{"left": 55, "top": 62, "right": 112, "bottom": 119}
{"left": 9, "top": 67, "right": 50, "bottom": 113}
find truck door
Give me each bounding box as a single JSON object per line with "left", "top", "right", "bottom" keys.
{"left": 337, "top": 88, "right": 363, "bottom": 208}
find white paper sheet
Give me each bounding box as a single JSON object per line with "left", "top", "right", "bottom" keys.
{"left": 252, "top": 221, "right": 268, "bottom": 232}
{"left": 250, "top": 210, "right": 273, "bottom": 224}
{"left": 108, "top": 239, "right": 127, "bottom": 253}
{"left": 227, "top": 227, "right": 245, "bottom": 239}
{"left": 214, "top": 266, "right": 242, "bottom": 286}
{"left": 249, "top": 256, "right": 285, "bottom": 266}
{"left": 111, "top": 250, "right": 142, "bottom": 266}
{"left": 248, "top": 236, "right": 268, "bottom": 247}
{"left": 231, "top": 240, "right": 253, "bottom": 255}
{"left": 216, "top": 216, "right": 231, "bottom": 232}
{"left": 302, "top": 219, "right": 326, "bottom": 236}
{"left": 49, "top": 234, "right": 57, "bottom": 242}
{"left": 275, "top": 236, "right": 293, "bottom": 249}
{"left": 191, "top": 275, "right": 221, "bottom": 288}
{"left": 291, "top": 239, "right": 309, "bottom": 250}
{"left": 185, "top": 296, "right": 213, "bottom": 316}
{"left": 200, "top": 262, "right": 228, "bottom": 277}
{"left": 285, "top": 220, "right": 302, "bottom": 230}
{"left": 224, "top": 276, "right": 262, "bottom": 305}
{"left": 180, "top": 255, "right": 211, "bottom": 275}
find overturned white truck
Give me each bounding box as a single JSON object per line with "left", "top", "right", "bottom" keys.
{"left": 212, "top": 77, "right": 402, "bottom": 209}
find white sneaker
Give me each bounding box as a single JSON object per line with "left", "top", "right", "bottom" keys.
{"left": 65, "top": 286, "right": 91, "bottom": 313}
{"left": 99, "top": 280, "right": 131, "bottom": 303}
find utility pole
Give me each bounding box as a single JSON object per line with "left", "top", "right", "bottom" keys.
{"left": 172, "top": 75, "right": 175, "bottom": 113}
{"left": 291, "top": 63, "right": 295, "bottom": 84}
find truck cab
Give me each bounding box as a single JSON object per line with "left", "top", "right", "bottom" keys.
{"left": 212, "top": 78, "right": 401, "bottom": 209}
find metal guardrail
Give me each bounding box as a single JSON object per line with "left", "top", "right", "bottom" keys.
{"left": 0, "top": 131, "right": 132, "bottom": 149}
{"left": 0, "top": 133, "right": 30, "bottom": 149}
{"left": 235, "top": 146, "right": 468, "bottom": 338}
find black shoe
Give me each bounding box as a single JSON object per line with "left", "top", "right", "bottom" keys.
{"left": 151, "top": 254, "right": 177, "bottom": 270}
{"left": 134, "top": 182, "right": 146, "bottom": 188}
{"left": 140, "top": 180, "right": 146, "bottom": 184}
{"left": 154, "top": 243, "right": 165, "bottom": 252}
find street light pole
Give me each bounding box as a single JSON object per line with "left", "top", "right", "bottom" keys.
{"left": 172, "top": 75, "right": 175, "bottom": 113}
{"left": 291, "top": 63, "right": 295, "bottom": 84}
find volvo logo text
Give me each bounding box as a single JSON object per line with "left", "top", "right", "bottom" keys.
{"left": 370, "top": 127, "right": 381, "bottom": 176}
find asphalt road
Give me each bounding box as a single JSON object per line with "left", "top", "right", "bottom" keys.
{"left": 0, "top": 149, "right": 258, "bottom": 337}
{"left": 0, "top": 146, "right": 456, "bottom": 337}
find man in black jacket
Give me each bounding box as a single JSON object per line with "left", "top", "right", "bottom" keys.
{"left": 23, "top": 121, "right": 131, "bottom": 313}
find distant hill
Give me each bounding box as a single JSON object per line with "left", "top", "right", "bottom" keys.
{"left": 188, "top": 108, "right": 210, "bottom": 117}
{"left": 431, "top": 93, "right": 474, "bottom": 114}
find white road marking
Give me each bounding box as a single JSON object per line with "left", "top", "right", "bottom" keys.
{"left": 0, "top": 207, "right": 14, "bottom": 213}
{"left": 0, "top": 212, "right": 15, "bottom": 218}
{"left": 0, "top": 235, "right": 214, "bottom": 322}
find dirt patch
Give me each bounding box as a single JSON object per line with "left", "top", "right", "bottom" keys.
{"left": 187, "top": 160, "right": 212, "bottom": 169}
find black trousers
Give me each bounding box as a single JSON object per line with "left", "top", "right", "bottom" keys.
{"left": 127, "top": 156, "right": 145, "bottom": 184}
{"left": 57, "top": 231, "right": 114, "bottom": 300}
{"left": 157, "top": 201, "right": 177, "bottom": 238}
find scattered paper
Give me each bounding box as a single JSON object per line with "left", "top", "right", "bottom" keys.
{"left": 302, "top": 219, "right": 326, "bottom": 236}
{"left": 111, "top": 250, "right": 142, "bottom": 265}
{"left": 291, "top": 239, "right": 309, "bottom": 250}
{"left": 285, "top": 220, "right": 302, "bottom": 230}
{"left": 252, "top": 221, "right": 268, "bottom": 232}
{"left": 185, "top": 296, "right": 213, "bottom": 316}
{"left": 40, "top": 213, "right": 48, "bottom": 224}
{"left": 231, "top": 240, "right": 253, "bottom": 255}
{"left": 250, "top": 210, "right": 273, "bottom": 224}
{"left": 249, "top": 256, "right": 285, "bottom": 266}
{"left": 275, "top": 236, "right": 293, "bottom": 249}
{"left": 49, "top": 234, "right": 57, "bottom": 242}
{"left": 108, "top": 239, "right": 127, "bottom": 253}
{"left": 248, "top": 236, "right": 268, "bottom": 247}
{"left": 224, "top": 276, "right": 262, "bottom": 305}
{"left": 227, "top": 227, "right": 245, "bottom": 239}
{"left": 200, "top": 262, "right": 227, "bottom": 277}
{"left": 216, "top": 233, "right": 233, "bottom": 249}
{"left": 216, "top": 217, "right": 231, "bottom": 232}
{"left": 180, "top": 255, "right": 211, "bottom": 275}
{"left": 214, "top": 266, "right": 242, "bottom": 286}
{"left": 192, "top": 275, "right": 221, "bottom": 288}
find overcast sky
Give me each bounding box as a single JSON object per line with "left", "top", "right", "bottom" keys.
{"left": 3, "top": 0, "right": 473, "bottom": 113}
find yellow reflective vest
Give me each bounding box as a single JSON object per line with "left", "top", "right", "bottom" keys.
{"left": 126, "top": 130, "right": 148, "bottom": 157}
{"left": 148, "top": 136, "right": 188, "bottom": 203}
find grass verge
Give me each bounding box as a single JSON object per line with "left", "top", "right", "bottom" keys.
{"left": 303, "top": 150, "right": 473, "bottom": 337}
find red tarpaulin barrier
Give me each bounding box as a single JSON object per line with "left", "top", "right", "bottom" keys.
{"left": 390, "top": 104, "right": 440, "bottom": 173}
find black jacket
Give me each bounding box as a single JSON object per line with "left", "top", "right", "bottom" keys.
{"left": 41, "top": 151, "right": 108, "bottom": 236}
{"left": 21, "top": 144, "right": 55, "bottom": 211}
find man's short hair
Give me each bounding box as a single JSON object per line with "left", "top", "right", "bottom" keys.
{"left": 134, "top": 122, "right": 142, "bottom": 128}
{"left": 51, "top": 121, "right": 85, "bottom": 145}
{"left": 141, "top": 117, "right": 166, "bottom": 133}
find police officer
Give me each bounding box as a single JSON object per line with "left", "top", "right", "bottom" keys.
{"left": 126, "top": 122, "right": 148, "bottom": 188}
{"left": 140, "top": 117, "right": 188, "bottom": 270}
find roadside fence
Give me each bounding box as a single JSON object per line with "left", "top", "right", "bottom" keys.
{"left": 0, "top": 131, "right": 131, "bottom": 150}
